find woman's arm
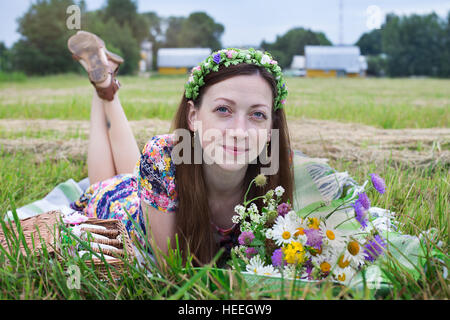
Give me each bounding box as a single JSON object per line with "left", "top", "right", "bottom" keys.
{"left": 141, "top": 201, "right": 176, "bottom": 255}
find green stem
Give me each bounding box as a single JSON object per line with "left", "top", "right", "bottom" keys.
{"left": 243, "top": 195, "right": 266, "bottom": 207}
{"left": 243, "top": 179, "right": 255, "bottom": 205}
{"left": 334, "top": 216, "right": 356, "bottom": 229}
{"left": 303, "top": 202, "right": 327, "bottom": 219}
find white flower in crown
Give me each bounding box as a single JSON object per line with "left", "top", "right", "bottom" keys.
{"left": 188, "top": 75, "right": 194, "bottom": 83}
{"left": 260, "top": 54, "right": 271, "bottom": 65}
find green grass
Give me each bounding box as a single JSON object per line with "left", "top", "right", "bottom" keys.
{"left": 0, "top": 75, "right": 448, "bottom": 299}
{"left": 1, "top": 148, "right": 448, "bottom": 299}
{"left": 0, "top": 74, "right": 448, "bottom": 128}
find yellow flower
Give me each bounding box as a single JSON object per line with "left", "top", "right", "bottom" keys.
{"left": 308, "top": 217, "right": 320, "bottom": 229}
{"left": 282, "top": 241, "right": 305, "bottom": 265}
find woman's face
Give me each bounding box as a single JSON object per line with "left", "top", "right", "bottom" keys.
{"left": 188, "top": 74, "right": 273, "bottom": 172}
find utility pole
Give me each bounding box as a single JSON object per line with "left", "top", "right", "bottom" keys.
{"left": 339, "top": 0, "right": 344, "bottom": 45}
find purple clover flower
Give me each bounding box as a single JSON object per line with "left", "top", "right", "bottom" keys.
{"left": 357, "top": 192, "right": 371, "bottom": 210}
{"left": 363, "top": 234, "right": 387, "bottom": 262}
{"left": 303, "top": 258, "right": 314, "bottom": 280}
{"left": 352, "top": 200, "right": 368, "bottom": 229}
{"left": 304, "top": 228, "right": 323, "bottom": 249}
{"left": 238, "top": 231, "right": 255, "bottom": 246}
{"left": 245, "top": 247, "right": 258, "bottom": 259}
{"left": 370, "top": 173, "right": 386, "bottom": 194}
{"left": 277, "top": 202, "right": 291, "bottom": 217}
{"left": 213, "top": 53, "right": 221, "bottom": 64}
{"left": 271, "top": 248, "right": 284, "bottom": 267}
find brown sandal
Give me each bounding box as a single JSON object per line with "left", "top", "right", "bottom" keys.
{"left": 91, "top": 73, "right": 121, "bottom": 102}
{"left": 68, "top": 31, "right": 124, "bottom": 101}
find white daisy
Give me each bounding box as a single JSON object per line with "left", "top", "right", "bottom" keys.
{"left": 245, "top": 255, "right": 281, "bottom": 277}
{"left": 320, "top": 221, "right": 347, "bottom": 250}
{"left": 343, "top": 239, "right": 369, "bottom": 268}
{"left": 246, "top": 255, "right": 265, "bottom": 274}
{"left": 271, "top": 215, "right": 298, "bottom": 246}
{"left": 333, "top": 266, "right": 357, "bottom": 285}
{"left": 258, "top": 265, "right": 281, "bottom": 277}
{"left": 310, "top": 247, "right": 338, "bottom": 274}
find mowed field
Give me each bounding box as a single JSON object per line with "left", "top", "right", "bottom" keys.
{"left": 0, "top": 74, "right": 448, "bottom": 299}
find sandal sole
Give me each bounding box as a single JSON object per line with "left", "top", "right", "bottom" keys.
{"left": 68, "top": 31, "right": 109, "bottom": 84}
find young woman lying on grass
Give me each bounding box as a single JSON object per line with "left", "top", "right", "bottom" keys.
{"left": 67, "top": 31, "right": 293, "bottom": 265}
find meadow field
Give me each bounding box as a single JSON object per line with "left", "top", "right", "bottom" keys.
{"left": 0, "top": 74, "right": 448, "bottom": 299}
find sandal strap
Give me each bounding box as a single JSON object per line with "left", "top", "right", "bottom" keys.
{"left": 91, "top": 73, "right": 121, "bottom": 101}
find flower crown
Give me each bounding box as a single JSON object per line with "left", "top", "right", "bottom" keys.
{"left": 184, "top": 48, "right": 288, "bottom": 111}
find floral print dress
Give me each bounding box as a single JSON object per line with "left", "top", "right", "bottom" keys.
{"left": 69, "top": 133, "right": 241, "bottom": 254}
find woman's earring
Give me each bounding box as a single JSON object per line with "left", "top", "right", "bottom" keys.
{"left": 265, "top": 141, "right": 270, "bottom": 160}
{"left": 192, "top": 130, "right": 196, "bottom": 148}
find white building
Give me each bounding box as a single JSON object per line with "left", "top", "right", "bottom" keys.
{"left": 157, "top": 48, "right": 211, "bottom": 74}
{"left": 288, "top": 55, "right": 306, "bottom": 77}
{"left": 304, "top": 45, "right": 363, "bottom": 77}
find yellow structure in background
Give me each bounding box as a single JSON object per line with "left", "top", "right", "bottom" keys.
{"left": 306, "top": 69, "right": 337, "bottom": 78}
{"left": 158, "top": 67, "right": 188, "bottom": 75}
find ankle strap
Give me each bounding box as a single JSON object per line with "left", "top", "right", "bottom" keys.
{"left": 92, "top": 73, "right": 120, "bottom": 101}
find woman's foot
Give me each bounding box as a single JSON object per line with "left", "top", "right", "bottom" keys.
{"left": 68, "top": 31, "right": 124, "bottom": 101}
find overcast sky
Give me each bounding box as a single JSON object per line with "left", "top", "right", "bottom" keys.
{"left": 1, "top": 0, "right": 449, "bottom": 48}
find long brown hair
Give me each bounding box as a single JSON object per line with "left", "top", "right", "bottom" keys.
{"left": 169, "top": 63, "right": 294, "bottom": 265}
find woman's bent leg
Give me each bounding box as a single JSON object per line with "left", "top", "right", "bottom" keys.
{"left": 102, "top": 93, "right": 140, "bottom": 175}
{"left": 87, "top": 91, "right": 117, "bottom": 185}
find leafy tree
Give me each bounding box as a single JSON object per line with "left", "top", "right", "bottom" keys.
{"left": 141, "top": 11, "right": 164, "bottom": 70}
{"left": 260, "top": 27, "right": 332, "bottom": 68}
{"left": 164, "top": 16, "right": 185, "bottom": 48}
{"left": 356, "top": 29, "right": 382, "bottom": 55}
{"left": 163, "top": 12, "right": 224, "bottom": 50}
{"left": 84, "top": 11, "right": 140, "bottom": 75}
{"left": 178, "top": 12, "right": 224, "bottom": 50}
{"left": 0, "top": 42, "right": 12, "bottom": 72}
{"left": 382, "top": 12, "right": 446, "bottom": 77}
{"left": 101, "top": 0, "right": 148, "bottom": 43}
{"left": 439, "top": 11, "right": 450, "bottom": 77}
{"left": 12, "top": 0, "right": 78, "bottom": 74}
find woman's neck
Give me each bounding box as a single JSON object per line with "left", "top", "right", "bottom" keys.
{"left": 202, "top": 163, "right": 248, "bottom": 200}
{"left": 202, "top": 163, "right": 248, "bottom": 228}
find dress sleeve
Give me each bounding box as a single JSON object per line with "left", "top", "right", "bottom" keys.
{"left": 136, "top": 135, "right": 178, "bottom": 214}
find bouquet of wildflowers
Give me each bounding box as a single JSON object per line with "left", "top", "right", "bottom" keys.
{"left": 230, "top": 173, "right": 388, "bottom": 285}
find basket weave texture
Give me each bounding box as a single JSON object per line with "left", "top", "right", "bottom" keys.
{"left": 0, "top": 210, "right": 135, "bottom": 279}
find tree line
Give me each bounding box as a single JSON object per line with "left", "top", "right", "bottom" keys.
{"left": 0, "top": 0, "right": 449, "bottom": 78}
{"left": 357, "top": 11, "right": 450, "bottom": 77}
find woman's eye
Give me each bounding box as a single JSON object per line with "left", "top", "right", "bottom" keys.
{"left": 216, "top": 106, "right": 229, "bottom": 113}
{"left": 253, "top": 111, "right": 267, "bottom": 120}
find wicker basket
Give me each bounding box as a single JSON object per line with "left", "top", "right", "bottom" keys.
{"left": 73, "top": 217, "right": 136, "bottom": 280}
{"left": 0, "top": 210, "right": 60, "bottom": 256}
{"left": 0, "top": 210, "right": 135, "bottom": 280}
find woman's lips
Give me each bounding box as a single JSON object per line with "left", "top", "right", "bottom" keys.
{"left": 223, "top": 145, "right": 249, "bottom": 155}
